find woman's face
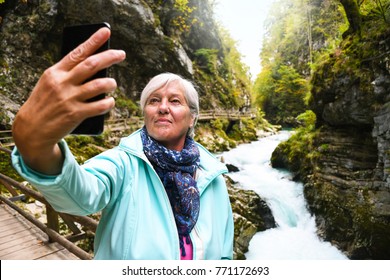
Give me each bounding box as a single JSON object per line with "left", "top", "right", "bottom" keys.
{"left": 144, "top": 81, "right": 195, "bottom": 151}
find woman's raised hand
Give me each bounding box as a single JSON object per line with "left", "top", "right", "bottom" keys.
{"left": 12, "top": 27, "right": 126, "bottom": 175}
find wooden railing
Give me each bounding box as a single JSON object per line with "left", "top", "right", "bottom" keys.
{"left": 198, "top": 109, "right": 256, "bottom": 121}
{"left": 0, "top": 130, "right": 13, "bottom": 147}
{"left": 105, "top": 117, "right": 144, "bottom": 132}
{"left": 0, "top": 147, "right": 96, "bottom": 260}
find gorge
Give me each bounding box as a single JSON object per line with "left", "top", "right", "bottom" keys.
{"left": 0, "top": 0, "right": 389, "bottom": 260}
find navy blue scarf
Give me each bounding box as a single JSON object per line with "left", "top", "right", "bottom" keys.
{"left": 141, "top": 127, "right": 200, "bottom": 257}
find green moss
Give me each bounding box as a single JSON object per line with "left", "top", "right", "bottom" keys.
{"left": 0, "top": 150, "right": 24, "bottom": 195}
{"left": 115, "top": 97, "right": 139, "bottom": 115}
{"left": 210, "top": 118, "right": 229, "bottom": 131}
{"left": 319, "top": 144, "right": 329, "bottom": 152}
{"left": 65, "top": 135, "right": 110, "bottom": 164}
{"left": 271, "top": 110, "right": 318, "bottom": 177}
{"left": 228, "top": 119, "right": 258, "bottom": 142}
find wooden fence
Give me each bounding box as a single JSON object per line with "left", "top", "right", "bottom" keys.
{"left": 0, "top": 147, "right": 96, "bottom": 260}
{"left": 198, "top": 109, "right": 256, "bottom": 121}
{"left": 0, "top": 130, "right": 13, "bottom": 148}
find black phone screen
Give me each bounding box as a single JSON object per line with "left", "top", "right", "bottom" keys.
{"left": 61, "top": 22, "right": 110, "bottom": 135}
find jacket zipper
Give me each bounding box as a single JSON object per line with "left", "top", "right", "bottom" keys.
{"left": 143, "top": 159, "right": 181, "bottom": 259}
{"left": 190, "top": 225, "right": 204, "bottom": 260}
{"left": 122, "top": 145, "right": 227, "bottom": 260}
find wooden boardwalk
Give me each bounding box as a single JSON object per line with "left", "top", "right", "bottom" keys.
{"left": 0, "top": 204, "right": 79, "bottom": 260}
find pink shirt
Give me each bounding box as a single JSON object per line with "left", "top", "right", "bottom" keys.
{"left": 180, "top": 236, "right": 193, "bottom": 260}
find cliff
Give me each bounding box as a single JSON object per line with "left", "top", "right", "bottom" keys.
{"left": 281, "top": 19, "right": 390, "bottom": 259}
{"left": 307, "top": 26, "right": 390, "bottom": 259}
{"left": 0, "top": 0, "right": 251, "bottom": 128}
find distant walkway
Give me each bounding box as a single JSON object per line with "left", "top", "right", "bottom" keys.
{"left": 198, "top": 109, "right": 256, "bottom": 121}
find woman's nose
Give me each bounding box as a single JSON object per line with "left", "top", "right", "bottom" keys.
{"left": 158, "top": 99, "right": 170, "bottom": 114}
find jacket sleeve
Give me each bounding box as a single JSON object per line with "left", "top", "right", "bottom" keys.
{"left": 11, "top": 140, "right": 127, "bottom": 216}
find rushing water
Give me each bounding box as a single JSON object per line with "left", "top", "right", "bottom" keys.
{"left": 222, "top": 131, "right": 347, "bottom": 260}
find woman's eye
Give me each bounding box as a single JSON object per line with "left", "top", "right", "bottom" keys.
{"left": 171, "top": 99, "right": 181, "bottom": 104}
{"left": 148, "top": 98, "right": 159, "bottom": 104}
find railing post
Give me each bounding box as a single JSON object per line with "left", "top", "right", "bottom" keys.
{"left": 46, "top": 205, "right": 59, "bottom": 241}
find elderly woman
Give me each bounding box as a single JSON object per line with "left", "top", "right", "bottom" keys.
{"left": 11, "top": 27, "right": 234, "bottom": 260}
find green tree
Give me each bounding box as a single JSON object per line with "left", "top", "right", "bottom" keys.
{"left": 255, "top": 65, "right": 308, "bottom": 125}
{"left": 254, "top": 0, "right": 348, "bottom": 126}
{"left": 339, "top": 0, "right": 363, "bottom": 36}
{"left": 193, "top": 25, "right": 252, "bottom": 110}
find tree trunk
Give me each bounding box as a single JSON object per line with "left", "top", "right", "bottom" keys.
{"left": 339, "top": 0, "right": 362, "bottom": 37}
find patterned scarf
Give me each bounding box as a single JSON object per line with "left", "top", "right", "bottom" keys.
{"left": 141, "top": 127, "right": 200, "bottom": 257}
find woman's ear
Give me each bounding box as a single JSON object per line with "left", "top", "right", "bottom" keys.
{"left": 189, "top": 113, "right": 196, "bottom": 128}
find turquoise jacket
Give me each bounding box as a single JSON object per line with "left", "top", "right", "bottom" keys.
{"left": 12, "top": 129, "right": 234, "bottom": 260}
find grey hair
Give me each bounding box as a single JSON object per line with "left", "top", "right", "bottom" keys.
{"left": 140, "top": 73, "right": 199, "bottom": 138}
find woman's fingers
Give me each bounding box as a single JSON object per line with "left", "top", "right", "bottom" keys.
{"left": 81, "top": 96, "right": 116, "bottom": 118}
{"left": 77, "top": 78, "right": 117, "bottom": 101}
{"left": 69, "top": 49, "right": 126, "bottom": 86}
{"left": 58, "top": 27, "right": 111, "bottom": 71}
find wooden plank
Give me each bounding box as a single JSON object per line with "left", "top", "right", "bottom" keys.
{"left": 0, "top": 221, "right": 30, "bottom": 235}
{"left": 0, "top": 224, "right": 34, "bottom": 239}
{"left": 0, "top": 225, "right": 37, "bottom": 245}
{"left": 0, "top": 209, "right": 14, "bottom": 219}
{"left": 2, "top": 241, "right": 63, "bottom": 260}
{"left": 0, "top": 223, "right": 46, "bottom": 258}
{"left": 0, "top": 210, "right": 32, "bottom": 227}
{"left": 0, "top": 230, "right": 41, "bottom": 252}
{"left": 0, "top": 216, "right": 20, "bottom": 227}
{"left": 0, "top": 235, "right": 43, "bottom": 257}
{"left": 0, "top": 204, "right": 80, "bottom": 260}
{"left": 38, "top": 248, "right": 80, "bottom": 260}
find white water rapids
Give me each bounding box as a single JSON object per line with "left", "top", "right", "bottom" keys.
{"left": 222, "top": 131, "right": 348, "bottom": 260}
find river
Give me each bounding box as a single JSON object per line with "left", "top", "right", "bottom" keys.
{"left": 222, "top": 131, "right": 348, "bottom": 260}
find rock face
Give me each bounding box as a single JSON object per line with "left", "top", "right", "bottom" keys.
{"left": 0, "top": 0, "right": 250, "bottom": 128}
{"left": 306, "top": 26, "right": 390, "bottom": 259}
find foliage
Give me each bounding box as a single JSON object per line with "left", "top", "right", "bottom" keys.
{"left": 310, "top": 0, "right": 390, "bottom": 121}
{"left": 254, "top": 0, "right": 336, "bottom": 126}
{"left": 150, "top": 0, "right": 199, "bottom": 35}
{"left": 194, "top": 122, "right": 236, "bottom": 152}
{"left": 254, "top": 64, "right": 308, "bottom": 125}
{"left": 194, "top": 48, "right": 219, "bottom": 74}
{"left": 171, "top": 0, "right": 198, "bottom": 32}
{"left": 0, "top": 150, "right": 23, "bottom": 182}
{"left": 254, "top": 0, "right": 389, "bottom": 128}
{"left": 228, "top": 119, "right": 259, "bottom": 142}
{"left": 260, "top": 0, "right": 390, "bottom": 186}
{"left": 65, "top": 135, "right": 108, "bottom": 164}
{"left": 296, "top": 108, "right": 316, "bottom": 128}
{"left": 193, "top": 26, "right": 252, "bottom": 111}
{"left": 360, "top": 0, "right": 390, "bottom": 23}
{"left": 271, "top": 110, "right": 318, "bottom": 177}
{"left": 115, "top": 97, "right": 139, "bottom": 116}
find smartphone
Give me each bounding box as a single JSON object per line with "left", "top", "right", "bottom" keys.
{"left": 61, "top": 22, "right": 110, "bottom": 135}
